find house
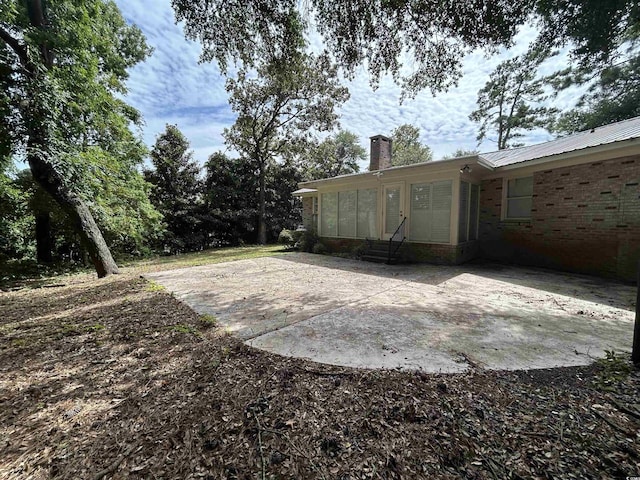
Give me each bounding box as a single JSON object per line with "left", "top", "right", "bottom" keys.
{"left": 293, "top": 117, "right": 640, "bottom": 281}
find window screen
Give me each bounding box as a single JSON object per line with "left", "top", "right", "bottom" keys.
{"left": 409, "top": 180, "right": 452, "bottom": 243}
{"left": 357, "top": 188, "right": 377, "bottom": 238}
{"left": 506, "top": 176, "right": 533, "bottom": 219}
{"left": 431, "top": 181, "right": 452, "bottom": 243}
{"left": 321, "top": 192, "right": 337, "bottom": 236}
{"left": 338, "top": 190, "right": 357, "bottom": 237}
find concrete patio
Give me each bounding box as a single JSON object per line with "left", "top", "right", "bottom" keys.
{"left": 145, "top": 253, "right": 636, "bottom": 373}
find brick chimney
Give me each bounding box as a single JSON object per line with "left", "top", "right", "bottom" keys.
{"left": 369, "top": 135, "right": 392, "bottom": 171}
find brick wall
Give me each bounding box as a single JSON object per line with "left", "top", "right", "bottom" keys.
{"left": 479, "top": 154, "right": 640, "bottom": 281}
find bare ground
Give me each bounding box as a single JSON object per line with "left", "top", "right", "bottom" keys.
{"left": 1, "top": 256, "right": 639, "bottom": 479}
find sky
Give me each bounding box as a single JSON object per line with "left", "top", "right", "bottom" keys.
{"left": 114, "top": 0, "right": 583, "bottom": 168}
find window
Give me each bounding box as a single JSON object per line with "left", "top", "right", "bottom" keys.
{"left": 321, "top": 192, "right": 337, "bottom": 236}
{"left": 459, "top": 181, "right": 480, "bottom": 243}
{"left": 320, "top": 189, "right": 378, "bottom": 238}
{"left": 357, "top": 188, "right": 377, "bottom": 238}
{"left": 338, "top": 191, "right": 357, "bottom": 237}
{"left": 409, "top": 180, "right": 452, "bottom": 243}
{"left": 505, "top": 176, "right": 533, "bottom": 219}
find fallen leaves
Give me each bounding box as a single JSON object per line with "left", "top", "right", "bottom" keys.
{"left": 0, "top": 274, "right": 639, "bottom": 479}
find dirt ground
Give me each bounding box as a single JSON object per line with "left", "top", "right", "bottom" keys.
{"left": 1, "top": 252, "right": 640, "bottom": 479}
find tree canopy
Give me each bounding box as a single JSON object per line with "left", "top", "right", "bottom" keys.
{"left": 0, "top": 0, "right": 153, "bottom": 276}
{"left": 172, "top": 0, "right": 639, "bottom": 96}
{"left": 391, "top": 124, "right": 433, "bottom": 166}
{"left": 469, "top": 51, "right": 558, "bottom": 150}
{"left": 224, "top": 52, "right": 349, "bottom": 243}
{"left": 302, "top": 130, "right": 364, "bottom": 181}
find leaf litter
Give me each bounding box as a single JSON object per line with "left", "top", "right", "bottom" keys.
{"left": 0, "top": 273, "right": 638, "bottom": 479}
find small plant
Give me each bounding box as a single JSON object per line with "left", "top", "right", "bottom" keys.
{"left": 199, "top": 313, "right": 218, "bottom": 326}
{"left": 168, "top": 324, "right": 200, "bottom": 336}
{"left": 85, "top": 323, "right": 106, "bottom": 332}
{"left": 594, "top": 350, "right": 633, "bottom": 391}
{"left": 146, "top": 281, "right": 166, "bottom": 292}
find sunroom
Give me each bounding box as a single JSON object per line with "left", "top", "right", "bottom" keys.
{"left": 294, "top": 135, "right": 493, "bottom": 264}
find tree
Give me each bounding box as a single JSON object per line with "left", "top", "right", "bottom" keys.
{"left": 203, "top": 152, "right": 302, "bottom": 244}
{"left": 172, "top": 0, "right": 638, "bottom": 97}
{"left": 0, "top": 0, "right": 151, "bottom": 277}
{"left": 469, "top": 52, "right": 558, "bottom": 150}
{"left": 548, "top": 49, "right": 640, "bottom": 134}
{"left": 442, "top": 148, "right": 480, "bottom": 159}
{"left": 224, "top": 52, "right": 349, "bottom": 244}
{"left": 145, "top": 125, "right": 204, "bottom": 254}
{"left": 302, "top": 130, "right": 364, "bottom": 180}
{"left": 390, "top": 124, "right": 433, "bottom": 166}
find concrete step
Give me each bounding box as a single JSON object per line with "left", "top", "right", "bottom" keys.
{"left": 360, "top": 254, "right": 389, "bottom": 263}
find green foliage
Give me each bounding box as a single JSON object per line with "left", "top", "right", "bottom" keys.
{"left": 199, "top": 314, "right": 218, "bottom": 326}
{"left": 0, "top": 0, "right": 159, "bottom": 270}
{"left": 224, "top": 51, "right": 348, "bottom": 243}
{"left": 203, "top": 152, "right": 302, "bottom": 245}
{"left": 549, "top": 54, "right": 640, "bottom": 134}
{"left": 390, "top": 124, "right": 433, "bottom": 166}
{"left": 594, "top": 350, "right": 633, "bottom": 391}
{"left": 172, "top": 0, "right": 530, "bottom": 96}
{"left": 0, "top": 170, "right": 34, "bottom": 261}
{"left": 302, "top": 130, "right": 364, "bottom": 180}
{"left": 144, "top": 125, "right": 203, "bottom": 254}
{"left": 441, "top": 149, "right": 479, "bottom": 160}
{"left": 470, "top": 51, "right": 558, "bottom": 150}
{"left": 298, "top": 230, "right": 320, "bottom": 253}
{"left": 278, "top": 229, "right": 296, "bottom": 248}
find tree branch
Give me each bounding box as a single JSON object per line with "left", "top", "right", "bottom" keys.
{"left": 0, "top": 25, "right": 30, "bottom": 69}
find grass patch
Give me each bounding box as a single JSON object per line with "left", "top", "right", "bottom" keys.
{"left": 168, "top": 324, "right": 200, "bottom": 336}
{"left": 122, "top": 245, "right": 287, "bottom": 274}
{"left": 199, "top": 313, "right": 218, "bottom": 326}
{"left": 145, "top": 281, "right": 166, "bottom": 292}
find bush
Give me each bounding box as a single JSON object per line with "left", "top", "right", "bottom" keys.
{"left": 278, "top": 229, "right": 296, "bottom": 248}
{"left": 297, "top": 229, "right": 319, "bottom": 253}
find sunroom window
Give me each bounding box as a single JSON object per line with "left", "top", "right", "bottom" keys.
{"left": 321, "top": 189, "right": 378, "bottom": 238}
{"left": 506, "top": 176, "right": 533, "bottom": 219}
{"left": 409, "top": 180, "right": 452, "bottom": 243}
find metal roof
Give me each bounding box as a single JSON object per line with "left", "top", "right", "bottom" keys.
{"left": 479, "top": 116, "right": 640, "bottom": 167}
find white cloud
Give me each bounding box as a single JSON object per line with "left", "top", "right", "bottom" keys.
{"left": 115, "top": 1, "right": 586, "bottom": 168}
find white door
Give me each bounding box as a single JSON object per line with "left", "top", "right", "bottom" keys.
{"left": 382, "top": 183, "right": 404, "bottom": 240}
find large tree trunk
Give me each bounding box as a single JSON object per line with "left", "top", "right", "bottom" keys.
{"left": 258, "top": 160, "right": 267, "bottom": 244}
{"left": 35, "top": 211, "right": 53, "bottom": 264}
{"left": 27, "top": 138, "right": 119, "bottom": 278}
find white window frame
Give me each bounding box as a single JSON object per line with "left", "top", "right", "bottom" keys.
{"left": 502, "top": 176, "right": 533, "bottom": 221}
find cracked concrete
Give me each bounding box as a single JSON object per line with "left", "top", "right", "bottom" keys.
{"left": 145, "top": 252, "right": 636, "bottom": 373}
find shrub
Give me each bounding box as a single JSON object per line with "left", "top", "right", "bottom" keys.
{"left": 297, "top": 229, "right": 319, "bottom": 253}
{"left": 278, "top": 229, "right": 296, "bottom": 248}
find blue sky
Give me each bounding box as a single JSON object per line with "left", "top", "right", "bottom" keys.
{"left": 115, "top": 0, "right": 583, "bottom": 168}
